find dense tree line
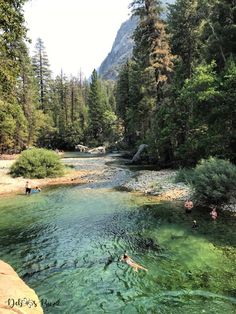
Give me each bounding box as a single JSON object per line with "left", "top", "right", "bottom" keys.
{"left": 116, "top": 0, "right": 236, "bottom": 166}
{"left": 0, "top": 1, "right": 118, "bottom": 153}
{"left": 1, "top": 0, "right": 235, "bottom": 167}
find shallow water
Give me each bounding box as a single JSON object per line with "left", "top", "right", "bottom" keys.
{"left": 0, "top": 156, "right": 236, "bottom": 314}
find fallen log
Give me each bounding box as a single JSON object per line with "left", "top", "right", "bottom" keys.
{"left": 131, "top": 144, "right": 148, "bottom": 163}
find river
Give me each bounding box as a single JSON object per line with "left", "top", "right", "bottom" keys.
{"left": 0, "top": 153, "right": 236, "bottom": 313}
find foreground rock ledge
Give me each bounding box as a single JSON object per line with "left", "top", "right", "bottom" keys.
{"left": 0, "top": 260, "right": 43, "bottom": 313}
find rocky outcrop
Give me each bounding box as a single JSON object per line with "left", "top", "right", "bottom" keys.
{"left": 75, "top": 144, "right": 89, "bottom": 152}
{"left": 88, "top": 146, "right": 106, "bottom": 154}
{"left": 99, "top": 16, "right": 138, "bottom": 80}
{"left": 0, "top": 260, "right": 43, "bottom": 314}
{"left": 98, "top": 1, "right": 175, "bottom": 80}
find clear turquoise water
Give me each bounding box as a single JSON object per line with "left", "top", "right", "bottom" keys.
{"left": 0, "top": 164, "right": 236, "bottom": 313}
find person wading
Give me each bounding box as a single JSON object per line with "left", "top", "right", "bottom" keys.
{"left": 25, "top": 181, "right": 31, "bottom": 195}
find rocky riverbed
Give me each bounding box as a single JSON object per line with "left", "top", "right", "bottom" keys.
{"left": 120, "top": 169, "right": 191, "bottom": 201}
{"left": 65, "top": 155, "right": 191, "bottom": 201}
{"left": 0, "top": 154, "right": 191, "bottom": 201}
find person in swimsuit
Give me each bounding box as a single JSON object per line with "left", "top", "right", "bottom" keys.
{"left": 120, "top": 253, "right": 148, "bottom": 272}
{"left": 184, "top": 199, "right": 193, "bottom": 214}
{"left": 210, "top": 206, "right": 218, "bottom": 220}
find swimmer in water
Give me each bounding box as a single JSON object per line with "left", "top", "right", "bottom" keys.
{"left": 184, "top": 199, "right": 193, "bottom": 214}
{"left": 210, "top": 206, "right": 218, "bottom": 220}
{"left": 120, "top": 252, "right": 148, "bottom": 272}
{"left": 192, "top": 220, "right": 198, "bottom": 229}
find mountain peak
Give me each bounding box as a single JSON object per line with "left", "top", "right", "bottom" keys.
{"left": 98, "top": 1, "right": 175, "bottom": 80}
{"left": 98, "top": 16, "right": 138, "bottom": 80}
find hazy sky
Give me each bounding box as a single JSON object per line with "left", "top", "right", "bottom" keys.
{"left": 24, "top": 0, "right": 131, "bottom": 78}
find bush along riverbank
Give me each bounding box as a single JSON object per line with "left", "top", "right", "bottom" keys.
{"left": 121, "top": 157, "right": 236, "bottom": 211}
{"left": 175, "top": 158, "right": 236, "bottom": 212}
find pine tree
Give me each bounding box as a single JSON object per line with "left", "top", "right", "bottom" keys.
{"left": 120, "top": 0, "right": 174, "bottom": 145}
{"left": 167, "top": 0, "right": 202, "bottom": 78}
{"left": 32, "top": 38, "right": 52, "bottom": 112}
{"left": 50, "top": 72, "right": 89, "bottom": 149}
{"left": 87, "top": 70, "right": 107, "bottom": 144}
{"left": 0, "top": 0, "right": 28, "bottom": 100}
{"left": 0, "top": 100, "right": 28, "bottom": 153}
{"left": 16, "top": 49, "right": 39, "bottom": 146}
{"left": 202, "top": 0, "right": 236, "bottom": 69}
{"left": 0, "top": 0, "right": 32, "bottom": 152}
{"left": 116, "top": 62, "right": 130, "bottom": 142}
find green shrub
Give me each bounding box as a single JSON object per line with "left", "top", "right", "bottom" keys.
{"left": 10, "top": 148, "right": 64, "bottom": 178}
{"left": 175, "top": 168, "right": 195, "bottom": 185}
{"left": 192, "top": 157, "right": 236, "bottom": 206}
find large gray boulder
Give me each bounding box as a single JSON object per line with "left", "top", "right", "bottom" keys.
{"left": 88, "top": 146, "right": 106, "bottom": 154}
{"left": 75, "top": 144, "right": 89, "bottom": 152}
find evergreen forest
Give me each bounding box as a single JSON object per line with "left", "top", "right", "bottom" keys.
{"left": 0, "top": 0, "right": 235, "bottom": 167}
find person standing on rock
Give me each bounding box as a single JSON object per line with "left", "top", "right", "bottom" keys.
{"left": 25, "top": 181, "right": 31, "bottom": 195}
{"left": 184, "top": 199, "right": 193, "bottom": 214}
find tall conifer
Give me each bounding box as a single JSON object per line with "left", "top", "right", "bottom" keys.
{"left": 32, "top": 38, "right": 52, "bottom": 112}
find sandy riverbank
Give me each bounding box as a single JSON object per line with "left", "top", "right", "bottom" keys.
{"left": 0, "top": 159, "right": 99, "bottom": 197}
{"left": 0, "top": 155, "right": 191, "bottom": 202}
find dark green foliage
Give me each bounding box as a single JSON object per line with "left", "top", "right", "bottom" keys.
{"left": 0, "top": 0, "right": 28, "bottom": 100}
{"left": 192, "top": 158, "right": 236, "bottom": 206}
{"left": 32, "top": 38, "right": 52, "bottom": 112}
{"left": 87, "top": 70, "right": 106, "bottom": 144}
{"left": 50, "top": 72, "right": 89, "bottom": 149}
{"left": 87, "top": 70, "right": 118, "bottom": 145}
{"left": 116, "top": 0, "right": 174, "bottom": 148}
{"left": 135, "top": 0, "right": 236, "bottom": 166}
{"left": 10, "top": 148, "right": 64, "bottom": 178}
{"left": 116, "top": 60, "right": 142, "bottom": 145}
{"left": 174, "top": 62, "right": 220, "bottom": 164}
{"left": 202, "top": 0, "right": 236, "bottom": 69}
{"left": 175, "top": 168, "right": 195, "bottom": 185}
{"left": 17, "top": 50, "right": 41, "bottom": 146}
{"left": 0, "top": 1, "right": 52, "bottom": 153}
{"left": 56, "top": 122, "right": 83, "bottom": 150}
{"left": 0, "top": 0, "right": 235, "bottom": 165}
{"left": 218, "top": 58, "right": 236, "bottom": 162}
{"left": 0, "top": 100, "right": 28, "bottom": 153}
{"left": 167, "top": 0, "right": 202, "bottom": 78}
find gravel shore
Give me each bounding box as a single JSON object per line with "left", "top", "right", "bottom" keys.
{"left": 0, "top": 155, "right": 191, "bottom": 201}
{"left": 121, "top": 169, "right": 191, "bottom": 201}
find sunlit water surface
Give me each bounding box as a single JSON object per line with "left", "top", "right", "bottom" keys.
{"left": 0, "top": 156, "right": 236, "bottom": 313}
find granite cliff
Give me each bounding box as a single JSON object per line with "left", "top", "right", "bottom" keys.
{"left": 98, "top": 0, "right": 175, "bottom": 80}
{"left": 98, "top": 16, "right": 138, "bottom": 80}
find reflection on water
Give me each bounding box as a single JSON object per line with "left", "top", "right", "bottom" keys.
{"left": 0, "top": 178, "right": 236, "bottom": 313}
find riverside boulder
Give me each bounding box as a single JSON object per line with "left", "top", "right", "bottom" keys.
{"left": 0, "top": 260, "right": 43, "bottom": 314}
